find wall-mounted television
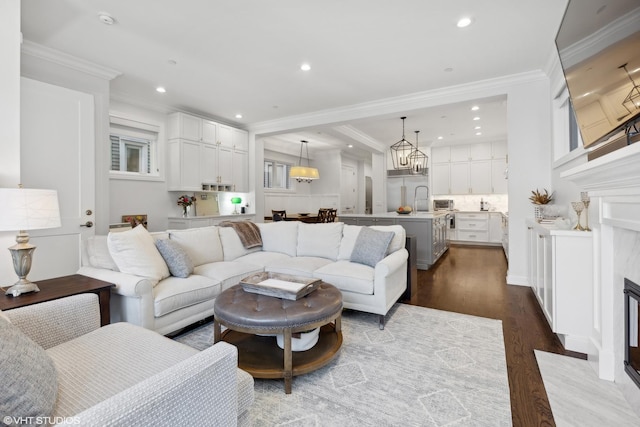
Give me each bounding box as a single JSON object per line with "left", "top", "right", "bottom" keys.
{"left": 556, "top": 1, "right": 640, "bottom": 149}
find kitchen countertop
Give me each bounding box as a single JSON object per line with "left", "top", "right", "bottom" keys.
{"left": 168, "top": 213, "right": 255, "bottom": 220}
{"left": 338, "top": 212, "right": 449, "bottom": 219}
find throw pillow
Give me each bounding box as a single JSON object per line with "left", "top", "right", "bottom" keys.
{"left": 350, "top": 227, "right": 394, "bottom": 267}
{"left": 0, "top": 316, "right": 58, "bottom": 418}
{"left": 155, "top": 239, "right": 194, "bottom": 278}
{"left": 107, "top": 224, "right": 170, "bottom": 281}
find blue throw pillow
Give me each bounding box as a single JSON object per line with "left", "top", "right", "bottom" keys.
{"left": 350, "top": 227, "right": 395, "bottom": 267}
{"left": 156, "top": 239, "right": 194, "bottom": 278}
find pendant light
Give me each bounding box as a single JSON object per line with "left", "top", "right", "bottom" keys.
{"left": 408, "top": 130, "right": 428, "bottom": 175}
{"left": 289, "top": 140, "right": 320, "bottom": 183}
{"left": 620, "top": 63, "right": 640, "bottom": 114}
{"left": 390, "top": 117, "right": 415, "bottom": 170}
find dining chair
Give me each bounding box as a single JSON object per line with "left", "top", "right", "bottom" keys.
{"left": 271, "top": 210, "right": 287, "bottom": 220}
{"left": 316, "top": 208, "right": 329, "bottom": 223}
{"left": 326, "top": 208, "right": 337, "bottom": 223}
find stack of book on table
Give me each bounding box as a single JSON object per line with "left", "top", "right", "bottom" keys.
{"left": 240, "top": 272, "right": 320, "bottom": 300}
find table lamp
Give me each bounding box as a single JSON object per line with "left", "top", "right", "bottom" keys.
{"left": 0, "top": 187, "right": 61, "bottom": 296}
{"left": 231, "top": 197, "right": 242, "bottom": 214}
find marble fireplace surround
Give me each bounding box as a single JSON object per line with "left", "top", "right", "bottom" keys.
{"left": 562, "top": 142, "right": 640, "bottom": 414}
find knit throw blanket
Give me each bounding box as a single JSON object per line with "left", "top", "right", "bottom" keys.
{"left": 219, "top": 221, "right": 262, "bottom": 249}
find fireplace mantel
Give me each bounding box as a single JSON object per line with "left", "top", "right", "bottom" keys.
{"left": 561, "top": 142, "right": 640, "bottom": 195}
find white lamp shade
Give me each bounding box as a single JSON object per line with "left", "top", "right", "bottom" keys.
{"left": 0, "top": 188, "right": 61, "bottom": 231}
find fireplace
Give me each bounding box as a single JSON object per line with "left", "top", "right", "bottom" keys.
{"left": 625, "top": 278, "right": 640, "bottom": 389}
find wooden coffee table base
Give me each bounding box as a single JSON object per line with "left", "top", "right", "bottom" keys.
{"left": 214, "top": 317, "right": 342, "bottom": 394}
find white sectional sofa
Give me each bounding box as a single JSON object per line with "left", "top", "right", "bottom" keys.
{"left": 78, "top": 221, "right": 408, "bottom": 334}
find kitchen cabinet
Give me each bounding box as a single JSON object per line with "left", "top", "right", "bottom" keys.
{"left": 501, "top": 214, "right": 509, "bottom": 259}
{"left": 526, "top": 220, "right": 593, "bottom": 351}
{"left": 168, "top": 112, "right": 249, "bottom": 191}
{"left": 454, "top": 212, "right": 490, "bottom": 243}
{"left": 356, "top": 217, "right": 395, "bottom": 227}
{"left": 431, "top": 163, "right": 450, "bottom": 195}
{"left": 430, "top": 141, "right": 508, "bottom": 195}
{"left": 488, "top": 212, "right": 503, "bottom": 244}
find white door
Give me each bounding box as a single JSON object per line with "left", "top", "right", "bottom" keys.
{"left": 341, "top": 165, "right": 357, "bottom": 213}
{"left": 20, "top": 78, "right": 95, "bottom": 281}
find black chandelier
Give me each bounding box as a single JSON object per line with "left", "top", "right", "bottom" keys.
{"left": 390, "top": 117, "right": 415, "bottom": 170}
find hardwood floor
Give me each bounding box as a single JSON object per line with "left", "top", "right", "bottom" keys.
{"left": 406, "top": 244, "right": 583, "bottom": 427}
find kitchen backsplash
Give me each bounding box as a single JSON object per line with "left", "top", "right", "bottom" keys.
{"left": 443, "top": 194, "right": 508, "bottom": 212}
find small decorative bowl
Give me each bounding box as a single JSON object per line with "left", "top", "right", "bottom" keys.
{"left": 298, "top": 213, "right": 309, "bottom": 216}
{"left": 396, "top": 210, "right": 411, "bottom": 215}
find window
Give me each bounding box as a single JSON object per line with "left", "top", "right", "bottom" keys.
{"left": 109, "top": 114, "right": 162, "bottom": 181}
{"left": 264, "top": 160, "right": 292, "bottom": 189}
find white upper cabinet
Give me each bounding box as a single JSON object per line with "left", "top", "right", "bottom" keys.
{"left": 432, "top": 146, "right": 450, "bottom": 163}
{"left": 217, "top": 124, "right": 233, "bottom": 148}
{"left": 491, "top": 141, "right": 507, "bottom": 159}
{"left": 201, "top": 119, "right": 217, "bottom": 144}
{"left": 450, "top": 145, "right": 469, "bottom": 162}
{"left": 469, "top": 142, "right": 492, "bottom": 160}
{"left": 232, "top": 128, "right": 249, "bottom": 151}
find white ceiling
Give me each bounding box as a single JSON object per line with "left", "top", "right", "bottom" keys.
{"left": 19, "top": 0, "right": 637, "bottom": 159}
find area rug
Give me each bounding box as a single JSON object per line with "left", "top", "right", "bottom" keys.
{"left": 174, "top": 303, "right": 512, "bottom": 426}
{"left": 535, "top": 350, "right": 640, "bottom": 426}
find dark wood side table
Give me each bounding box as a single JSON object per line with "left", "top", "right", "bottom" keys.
{"left": 0, "top": 274, "right": 115, "bottom": 326}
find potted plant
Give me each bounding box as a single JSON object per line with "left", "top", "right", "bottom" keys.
{"left": 529, "top": 188, "right": 554, "bottom": 222}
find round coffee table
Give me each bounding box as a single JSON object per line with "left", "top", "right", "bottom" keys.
{"left": 213, "top": 282, "right": 343, "bottom": 394}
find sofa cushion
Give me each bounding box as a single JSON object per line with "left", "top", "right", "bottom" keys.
{"left": 337, "top": 224, "right": 362, "bottom": 260}
{"left": 153, "top": 275, "right": 222, "bottom": 317}
{"left": 234, "top": 251, "right": 291, "bottom": 268}
{"left": 0, "top": 316, "right": 58, "bottom": 419}
{"left": 265, "top": 256, "right": 333, "bottom": 277}
{"left": 155, "top": 239, "right": 194, "bottom": 278}
{"left": 169, "top": 226, "right": 223, "bottom": 267}
{"left": 371, "top": 224, "right": 406, "bottom": 254}
{"left": 296, "top": 222, "right": 344, "bottom": 260}
{"left": 219, "top": 227, "right": 262, "bottom": 261}
{"left": 313, "top": 260, "right": 375, "bottom": 295}
{"left": 257, "top": 222, "right": 298, "bottom": 256}
{"left": 107, "top": 225, "right": 170, "bottom": 281}
{"left": 86, "top": 235, "right": 119, "bottom": 271}
{"left": 194, "top": 261, "right": 263, "bottom": 291}
{"left": 46, "top": 322, "right": 199, "bottom": 418}
{"left": 350, "top": 227, "right": 394, "bottom": 267}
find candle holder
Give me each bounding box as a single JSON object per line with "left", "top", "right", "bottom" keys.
{"left": 571, "top": 201, "right": 585, "bottom": 231}
{"left": 581, "top": 192, "right": 591, "bottom": 231}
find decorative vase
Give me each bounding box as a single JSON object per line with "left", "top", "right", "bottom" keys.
{"left": 182, "top": 205, "right": 190, "bottom": 218}
{"left": 533, "top": 205, "right": 544, "bottom": 222}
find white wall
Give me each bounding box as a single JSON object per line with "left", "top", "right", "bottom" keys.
{"left": 0, "top": 0, "right": 22, "bottom": 283}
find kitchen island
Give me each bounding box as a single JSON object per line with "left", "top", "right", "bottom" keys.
{"left": 168, "top": 213, "right": 255, "bottom": 229}
{"left": 338, "top": 212, "right": 449, "bottom": 270}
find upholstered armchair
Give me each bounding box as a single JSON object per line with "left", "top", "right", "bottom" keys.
{"left": 0, "top": 294, "right": 254, "bottom": 426}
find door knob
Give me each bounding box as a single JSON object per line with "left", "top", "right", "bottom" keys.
{"left": 81, "top": 221, "right": 94, "bottom": 228}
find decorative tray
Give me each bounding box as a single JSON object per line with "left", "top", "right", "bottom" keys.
{"left": 240, "top": 272, "right": 321, "bottom": 300}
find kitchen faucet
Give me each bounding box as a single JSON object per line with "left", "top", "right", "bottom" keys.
{"left": 414, "top": 185, "right": 430, "bottom": 213}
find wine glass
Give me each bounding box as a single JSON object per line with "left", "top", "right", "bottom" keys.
{"left": 571, "top": 201, "right": 585, "bottom": 231}
{"left": 581, "top": 192, "right": 591, "bottom": 231}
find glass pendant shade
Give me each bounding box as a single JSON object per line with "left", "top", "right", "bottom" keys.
{"left": 390, "top": 117, "right": 415, "bottom": 170}
{"left": 408, "top": 130, "right": 428, "bottom": 174}
{"left": 290, "top": 140, "right": 320, "bottom": 183}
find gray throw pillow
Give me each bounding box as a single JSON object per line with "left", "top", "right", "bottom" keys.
{"left": 0, "top": 316, "right": 58, "bottom": 418}
{"left": 350, "top": 227, "right": 395, "bottom": 267}
{"left": 156, "top": 239, "right": 194, "bottom": 278}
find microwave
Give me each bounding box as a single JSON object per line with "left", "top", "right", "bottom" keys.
{"left": 433, "top": 199, "right": 454, "bottom": 211}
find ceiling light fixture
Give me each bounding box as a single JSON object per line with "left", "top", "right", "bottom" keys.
{"left": 619, "top": 63, "right": 640, "bottom": 114}
{"left": 290, "top": 140, "right": 319, "bottom": 183}
{"left": 476, "top": 132, "right": 482, "bottom": 136}
{"left": 235, "top": 114, "right": 243, "bottom": 119}
{"left": 471, "top": 105, "right": 479, "bottom": 111}
{"left": 156, "top": 87, "right": 166, "bottom": 93}
{"left": 457, "top": 17, "right": 472, "bottom": 28}
{"left": 347, "top": 144, "right": 353, "bottom": 148}
{"left": 390, "top": 117, "right": 415, "bottom": 170}
{"left": 437, "top": 136, "right": 444, "bottom": 140}
{"left": 408, "top": 130, "right": 428, "bottom": 175}
{"left": 98, "top": 13, "right": 115, "bottom": 25}
{"left": 473, "top": 116, "right": 480, "bottom": 121}
{"left": 300, "top": 63, "right": 311, "bottom": 71}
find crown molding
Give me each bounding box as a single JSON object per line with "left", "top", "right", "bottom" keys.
{"left": 21, "top": 40, "right": 122, "bottom": 81}
{"left": 247, "top": 70, "right": 548, "bottom": 136}
{"left": 332, "top": 125, "right": 386, "bottom": 154}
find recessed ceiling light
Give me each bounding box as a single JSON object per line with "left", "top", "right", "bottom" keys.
{"left": 347, "top": 144, "right": 353, "bottom": 148}
{"left": 156, "top": 87, "right": 166, "bottom": 93}
{"left": 444, "top": 67, "right": 453, "bottom": 72}
{"left": 457, "top": 17, "right": 472, "bottom": 28}
{"left": 473, "top": 116, "right": 480, "bottom": 121}
{"left": 300, "top": 63, "right": 311, "bottom": 71}
{"left": 437, "top": 136, "right": 443, "bottom": 140}
{"left": 168, "top": 59, "right": 177, "bottom": 66}
{"left": 235, "top": 114, "right": 243, "bottom": 119}
{"left": 471, "top": 105, "right": 479, "bottom": 111}
{"left": 475, "top": 132, "right": 482, "bottom": 136}
{"left": 474, "top": 126, "right": 481, "bottom": 130}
